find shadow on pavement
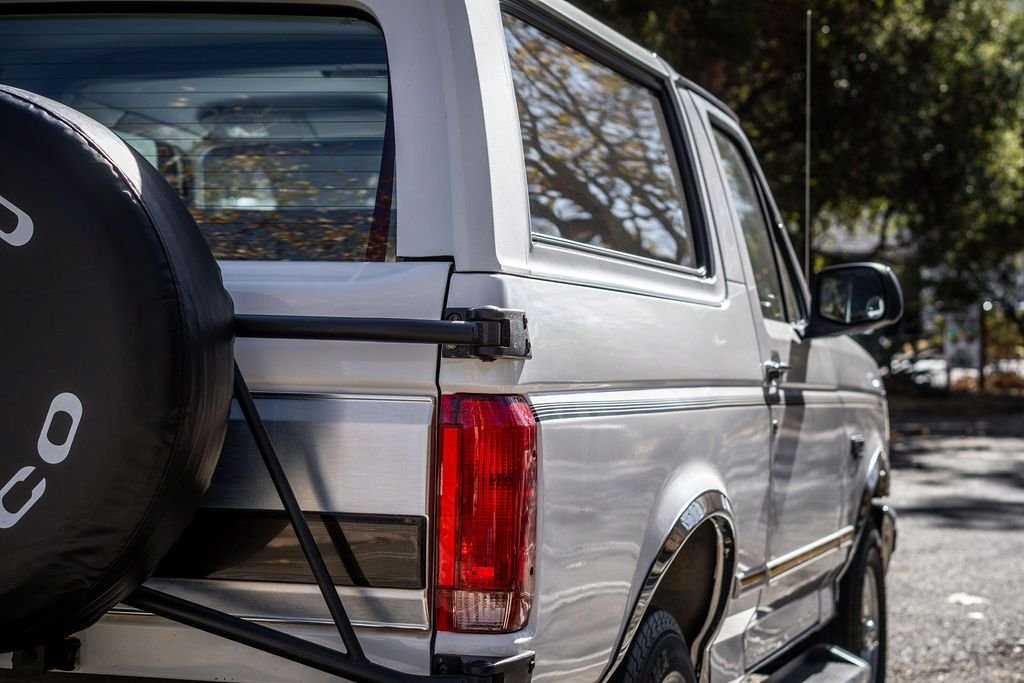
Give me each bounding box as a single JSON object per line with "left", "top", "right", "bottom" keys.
{"left": 888, "top": 424, "right": 1024, "bottom": 532}
{"left": 898, "top": 497, "right": 1024, "bottom": 531}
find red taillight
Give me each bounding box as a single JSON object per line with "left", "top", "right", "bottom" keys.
{"left": 435, "top": 394, "right": 537, "bottom": 633}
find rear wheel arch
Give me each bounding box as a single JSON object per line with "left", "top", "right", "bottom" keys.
{"left": 649, "top": 520, "right": 726, "bottom": 666}
{"left": 604, "top": 491, "right": 737, "bottom": 682}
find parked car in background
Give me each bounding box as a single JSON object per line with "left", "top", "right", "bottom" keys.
{"left": 0, "top": 1, "right": 901, "bottom": 682}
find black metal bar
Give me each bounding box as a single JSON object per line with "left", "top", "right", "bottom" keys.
{"left": 322, "top": 514, "right": 370, "bottom": 588}
{"left": 235, "top": 314, "right": 478, "bottom": 345}
{"left": 232, "top": 364, "right": 365, "bottom": 661}
{"left": 124, "top": 588, "right": 484, "bottom": 683}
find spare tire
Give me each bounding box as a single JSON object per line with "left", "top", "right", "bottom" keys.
{"left": 0, "top": 86, "right": 234, "bottom": 652}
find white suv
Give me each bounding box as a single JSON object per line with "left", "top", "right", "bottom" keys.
{"left": 0, "top": 2, "right": 899, "bottom": 683}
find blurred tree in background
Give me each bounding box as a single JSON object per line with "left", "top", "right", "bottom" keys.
{"left": 570, "top": 0, "right": 1024, "bottom": 348}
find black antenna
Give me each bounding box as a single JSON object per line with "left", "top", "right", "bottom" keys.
{"left": 805, "top": 9, "right": 812, "bottom": 280}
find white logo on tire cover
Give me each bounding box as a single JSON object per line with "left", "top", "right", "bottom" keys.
{"left": 0, "top": 466, "right": 46, "bottom": 529}
{"left": 0, "top": 393, "right": 82, "bottom": 529}
{"left": 38, "top": 393, "right": 83, "bottom": 464}
{"left": 0, "top": 194, "right": 33, "bottom": 247}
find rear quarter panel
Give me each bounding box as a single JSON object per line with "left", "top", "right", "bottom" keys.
{"left": 438, "top": 271, "right": 770, "bottom": 682}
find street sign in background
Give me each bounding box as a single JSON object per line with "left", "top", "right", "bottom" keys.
{"left": 944, "top": 309, "right": 982, "bottom": 370}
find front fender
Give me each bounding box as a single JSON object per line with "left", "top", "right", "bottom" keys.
{"left": 871, "top": 503, "right": 897, "bottom": 573}
{"left": 864, "top": 446, "right": 891, "bottom": 500}
{"left": 837, "top": 446, "right": 895, "bottom": 586}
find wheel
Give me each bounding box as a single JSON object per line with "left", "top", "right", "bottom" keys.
{"left": 834, "top": 527, "right": 888, "bottom": 682}
{"left": 615, "top": 609, "right": 696, "bottom": 683}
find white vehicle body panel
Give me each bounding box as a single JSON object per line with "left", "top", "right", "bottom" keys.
{"left": 440, "top": 272, "right": 770, "bottom": 681}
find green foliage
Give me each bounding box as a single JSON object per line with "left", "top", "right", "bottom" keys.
{"left": 985, "top": 307, "right": 1024, "bottom": 361}
{"left": 570, "top": 0, "right": 1024, "bottom": 336}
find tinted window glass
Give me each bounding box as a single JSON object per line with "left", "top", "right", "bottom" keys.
{"left": 713, "top": 129, "right": 786, "bottom": 322}
{"left": 0, "top": 14, "right": 395, "bottom": 261}
{"left": 504, "top": 15, "right": 698, "bottom": 269}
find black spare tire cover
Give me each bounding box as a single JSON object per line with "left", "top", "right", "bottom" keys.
{"left": 0, "top": 86, "right": 235, "bottom": 651}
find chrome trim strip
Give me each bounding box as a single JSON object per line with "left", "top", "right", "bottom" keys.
{"left": 112, "top": 580, "right": 430, "bottom": 630}
{"left": 840, "top": 398, "right": 884, "bottom": 407}
{"left": 734, "top": 565, "right": 768, "bottom": 596}
{"left": 600, "top": 491, "right": 737, "bottom": 683}
{"left": 251, "top": 391, "right": 435, "bottom": 404}
{"left": 774, "top": 391, "right": 846, "bottom": 406}
{"left": 837, "top": 388, "right": 886, "bottom": 403}
{"left": 735, "top": 527, "right": 856, "bottom": 596}
{"left": 107, "top": 609, "right": 426, "bottom": 631}
{"left": 531, "top": 395, "right": 764, "bottom": 422}
{"left": 532, "top": 232, "right": 709, "bottom": 279}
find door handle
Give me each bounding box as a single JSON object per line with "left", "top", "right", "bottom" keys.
{"left": 763, "top": 359, "right": 791, "bottom": 383}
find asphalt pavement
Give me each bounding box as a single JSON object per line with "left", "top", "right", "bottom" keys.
{"left": 886, "top": 427, "right": 1024, "bottom": 681}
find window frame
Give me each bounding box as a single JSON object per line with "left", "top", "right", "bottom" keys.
{"left": 773, "top": 218, "right": 808, "bottom": 326}
{"left": 709, "top": 121, "right": 808, "bottom": 326}
{"left": 501, "top": 0, "right": 713, "bottom": 280}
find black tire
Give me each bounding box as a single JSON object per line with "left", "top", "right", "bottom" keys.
{"left": 834, "top": 527, "right": 888, "bottom": 682}
{"left": 615, "top": 609, "right": 696, "bottom": 683}
{"left": 0, "top": 86, "right": 234, "bottom": 651}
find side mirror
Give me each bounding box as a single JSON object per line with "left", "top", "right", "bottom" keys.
{"left": 807, "top": 262, "right": 904, "bottom": 338}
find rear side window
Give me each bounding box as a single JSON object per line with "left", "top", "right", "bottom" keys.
{"left": 503, "top": 15, "right": 699, "bottom": 270}
{"left": 0, "top": 13, "right": 395, "bottom": 261}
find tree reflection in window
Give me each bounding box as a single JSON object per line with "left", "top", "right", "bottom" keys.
{"left": 504, "top": 15, "right": 697, "bottom": 269}
{"left": 713, "top": 129, "right": 786, "bottom": 322}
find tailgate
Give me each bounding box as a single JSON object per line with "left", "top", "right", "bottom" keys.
{"left": 144, "top": 260, "right": 449, "bottom": 630}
